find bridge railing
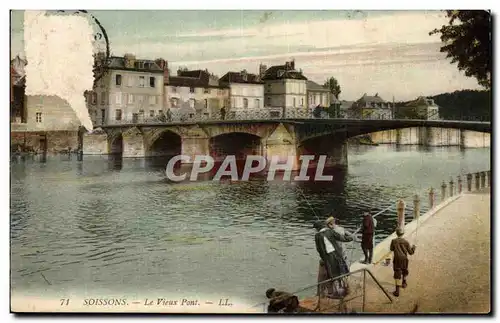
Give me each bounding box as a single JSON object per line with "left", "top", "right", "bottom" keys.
{"left": 94, "top": 109, "right": 491, "bottom": 126}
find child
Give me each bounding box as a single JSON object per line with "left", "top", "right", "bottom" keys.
{"left": 390, "top": 228, "right": 416, "bottom": 297}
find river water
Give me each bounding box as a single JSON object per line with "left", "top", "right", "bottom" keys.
{"left": 10, "top": 144, "right": 490, "bottom": 306}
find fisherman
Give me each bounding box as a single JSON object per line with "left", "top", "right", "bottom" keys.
{"left": 265, "top": 288, "right": 299, "bottom": 313}
{"left": 390, "top": 228, "right": 416, "bottom": 297}
{"left": 361, "top": 212, "right": 375, "bottom": 264}
{"left": 313, "top": 221, "right": 334, "bottom": 297}
{"left": 315, "top": 217, "right": 353, "bottom": 297}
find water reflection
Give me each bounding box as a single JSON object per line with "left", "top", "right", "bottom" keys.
{"left": 10, "top": 145, "right": 491, "bottom": 301}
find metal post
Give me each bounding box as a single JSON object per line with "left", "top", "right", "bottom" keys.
{"left": 396, "top": 199, "right": 405, "bottom": 230}
{"left": 362, "top": 270, "right": 366, "bottom": 312}
{"left": 449, "top": 178, "right": 454, "bottom": 197}
{"left": 441, "top": 181, "right": 447, "bottom": 201}
{"left": 467, "top": 173, "right": 472, "bottom": 192}
{"left": 413, "top": 194, "right": 420, "bottom": 221}
{"left": 475, "top": 173, "right": 480, "bottom": 191}
{"left": 481, "top": 171, "right": 486, "bottom": 188}
{"left": 429, "top": 188, "right": 435, "bottom": 209}
{"left": 457, "top": 175, "right": 463, "bottom": 194}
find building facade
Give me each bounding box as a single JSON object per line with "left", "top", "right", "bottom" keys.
{"left": 260, "top": 60, "right": 308, "bottom": 117}
{"left": 219, "top": 70, "right": 264, "bottom": 118}
{"left": 165, "top": 69, "right": 230, "bottom": 120}
{"left": 306, "top": 80, "right": 330, "bottom": 109}
{"left": 349, "top": 93, "right": 393, "bottom": 120}
{"left": 397, "top": 96, "right": 440, "bottom": 120}
{"left": 87, "top": 54, "right": 166, "bottom": 125}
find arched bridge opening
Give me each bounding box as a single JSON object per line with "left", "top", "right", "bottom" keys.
{"left": 210, "top": 132, "right": 262, "bottom": 161}
{"left": 109, "top": 133, "right": 123, "bottom": 156}
{"left": 148, "top": 130, "right": 182, "bottom": 157}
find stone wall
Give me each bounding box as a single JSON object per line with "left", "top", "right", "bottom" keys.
{"left": 11, "top": 130, "right": 79, "bottom": 153}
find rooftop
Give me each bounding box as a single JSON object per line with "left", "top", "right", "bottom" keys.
{"left": 168, "top": 69, "right": 228, "bottom": 89}
{"left": 261, "top": 61, "right": 308, "bottom": 81}
{"left": 306, "top": 80, "right": 329, "bottom": 92}
{"left": 107, "top": 56, "right": 164, "bottom": 73}
{"left": 219, "top": 71, "right": 263, "bottom": 84}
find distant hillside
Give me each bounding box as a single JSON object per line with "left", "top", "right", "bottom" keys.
{"left": 395, "top": 90, "right": 491, "bottom": 121}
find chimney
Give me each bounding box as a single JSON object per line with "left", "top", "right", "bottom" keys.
{"left": 154, "top": 58, "right": 169, "bottom": 83}
{"left": 285, "top": 61, "right": 291, "bottom": 70}
{"left": 259, "top": 64, "right": 267, "bottom": 78}
{"left": 241, "top": 69, "right": 248, "bottom": 81}
{"left": 290, "top": 59, "right": 295, "bottom": 70}
{"left": 124, "top": 53, "right": 136, "bottom": 69}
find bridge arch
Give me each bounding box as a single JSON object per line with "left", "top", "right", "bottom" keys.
{"left": 146, "top": 129, "right": 182, "bottom": 157}
{"left": 108, "top": 132, "right": 123, "bottom": 155}
{"left": 209, "top": 132, "right": 263, "bottom": 161}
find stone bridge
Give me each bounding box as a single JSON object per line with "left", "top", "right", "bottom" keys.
{"left": 83, "top": 119, "right": 491, "bottom": 170}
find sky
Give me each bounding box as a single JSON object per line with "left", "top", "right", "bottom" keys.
{"left": 10, "top": 10, "right": 484, "bottom": 101}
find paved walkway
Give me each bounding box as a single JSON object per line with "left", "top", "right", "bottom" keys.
{"left": 300, "top": 189, "right": 490, "bottom": 313}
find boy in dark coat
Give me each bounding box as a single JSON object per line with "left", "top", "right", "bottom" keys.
{"left": 390, "top": 228, "right": 416, "bottom": 297}
{"left": 361, "top": 212, "right": 375, "bottom": 264}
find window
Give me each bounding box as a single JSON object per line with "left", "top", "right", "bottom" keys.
{"left": 255, "top": 99, "right": 260, "bottom": 108}
{"left": 171, "top": 98, "right": 178, "bottom": 107}
{"left": 138, "top": 62, "right": 145, "bottom": 69}
{"left": 204, "top": 88, "right": 210, "bottom": 94}
{"left": 139, "top": 76, "right": 145, "bottom": 87}
{"left": 293, "top": 98, "right": 296, "bottom": 107}
{"left": 150, "top": 77, "right": 155, "bottom": 88}
{"left": 171, "top": 87, "right": 177, "bottom": 93}
{"left": 115, "top": 109, "right": 122, "bottom": 121}
{"left": 35, "top": 112, "right": 42, "bottom": 123}
{"left": 149, "top": 110, "right": 155, "bottom": 117}
{"left": 204, "top": 99, "right": 208, "bottom": 108}
{"left": 116, "top": 74, "right": 122, "bottom": 86}
{"left": 138, "top": 95, "right": 144, "bottom": 103}
{"left": 243, "top": 98, "right": 248, "bottom": 108}
{"left": 115, "top": 92, "right": 122, "bottom": 105}
{"left": 300, "top": 98, "right": 304, "bottom": 106}
{"left": 149, "top": 96, "right": 156, "bottom": 105}
{"left": 127, "top": 76, "right": 134, "bottom": 87}
{"left": 92, "top": 92, "right": 97, "bottom": 104}
{"left": 190, "top": 99, "right": 195, "bottom": 108}
{"left": 101, "top": 92, "right": 106, "bottom": 105}
{"left": 190, "top": 87, "right": 195, "bottom": 93}
{"left": 101, "top": 109, "right": 105, "bottom": 124}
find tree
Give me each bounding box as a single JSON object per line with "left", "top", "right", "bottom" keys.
{"left": 430, "top": 10, "right": 491, "bottom": 89}
{"left": 324, "top": 77, "right": 341, "bottom": 99}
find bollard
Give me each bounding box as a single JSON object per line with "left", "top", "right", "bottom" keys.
{"left": 475, "top": 173, "right": 480, "bottom": 191}
{"left": 487, "top": 170, "right": 491, "bottom": 187}
{"left": 449, "top": 178, "right": 454, "bottom": 197}
{"left": 467, "top": 173, "right": 472, "bottom": 192}
{"left": 441, "top": 181, "right": 447, "bottom": 201}
{"left": 481, "top": 171, "right": 486, "bottom": 188}
{"left": 396, "top": 199, "right": 405, "bottom": 230}
{"left": 429, "top": 188, "right": 435, "bottom": 209}
{"left": 457, "top": 175, "right": 463, "bottom": 194}
{"left": 413, "top": 194, "right": 420, "bottom": 221}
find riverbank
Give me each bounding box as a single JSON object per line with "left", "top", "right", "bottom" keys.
{"left": 299, "top": 188, "right": 491, "bottom": 313}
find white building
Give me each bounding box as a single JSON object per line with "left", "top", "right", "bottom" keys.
{"left": 306, "top": 80, "right": 330, "bottom": 109}
{"left": 87, "top": 54, "right": 166, "bottom": 125}
{"left": 349, "top": 93, "right": 394, "bottom": 120}
{"left": 219, "top": 70, "right": 264, "bottom": 118}
{"left": 165, "top": 69, "right": 230, "bottom": 120}
{"left": 399, "top": 96, "right": 440, "bottom": 120}
{"left": 260, "top": 60, "right": 308, "bottom": 117}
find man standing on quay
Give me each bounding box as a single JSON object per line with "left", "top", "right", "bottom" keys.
{"left": 361, "top": 212, "right": 376, "bottom": 264}
{"left": 314, "top": 217, "right": 353, "bottom": 297}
